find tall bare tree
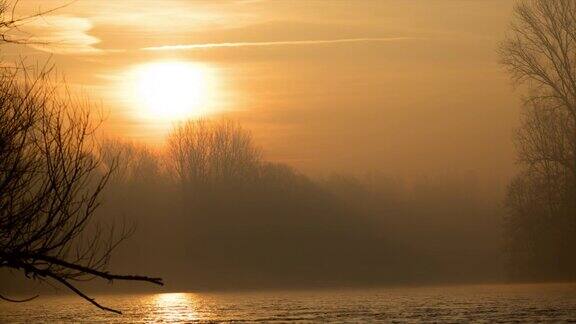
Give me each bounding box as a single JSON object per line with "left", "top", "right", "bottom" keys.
{"left": 499, "top": 0, "right": 576, "bottom": 175}
{"left": 0, "top": 1, "right": 163, "bottom": 312}
{"left": 500, "top": 0, "right": 576, "bottom": 280}
{"left": 0, "top": 63, "right": 163, "bottom": 314}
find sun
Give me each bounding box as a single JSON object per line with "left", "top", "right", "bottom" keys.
{"left": 131, "top": 61, "right": 215, "bottom": 121}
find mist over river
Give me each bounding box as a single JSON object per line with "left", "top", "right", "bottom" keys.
{"left": 2, "top": 283, "right": 575, "bottom": 323}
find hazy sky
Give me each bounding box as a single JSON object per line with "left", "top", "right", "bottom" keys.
{"left": 5, "top": 0, "right": 519, "bottom": 188}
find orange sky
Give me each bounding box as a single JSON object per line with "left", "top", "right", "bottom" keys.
{"left": 3, "top": 0, "right": 519, "bottom": 191}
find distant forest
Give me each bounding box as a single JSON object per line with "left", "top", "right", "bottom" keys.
{"left": 89, "top": 118, "right": 503, "bottom": 290}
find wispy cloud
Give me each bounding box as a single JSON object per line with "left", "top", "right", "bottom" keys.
{"left": 141, "top": 37, "right": 413, "bottom": 51}
{"left": 21, "top": 15, "right": 103, "bottom": 55}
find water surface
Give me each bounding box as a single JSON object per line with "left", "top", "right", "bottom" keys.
{"left": 1, "top": 283, "right": 575, "bottom": 322}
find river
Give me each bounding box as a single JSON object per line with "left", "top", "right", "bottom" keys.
{"left": 1, "top": 283, "right": 575, "bottom": 322}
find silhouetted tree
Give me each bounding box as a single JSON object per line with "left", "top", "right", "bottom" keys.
{"left": 102, "top": 138, "right": 164, "bottom": 187}
{"left": 167, "top": 119, "right": 261, "bottom": 195}
{"left": 499, "top": 0, "right": 576, "bottom": 280}
{"left": 0, "top": 66, "right": 162, "bottom": 314}
{"left": 0, "top": 1, "right": 163, "bottom": 313}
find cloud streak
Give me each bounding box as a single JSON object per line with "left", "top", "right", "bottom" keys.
{"left": 141, "top": 37, "right": 413, "bottom": 51}
{"left": 23, "top": 15, "right": 103, "bottom": 55}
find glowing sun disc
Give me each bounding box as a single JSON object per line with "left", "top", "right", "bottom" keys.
{"left": 131, "top": 61, "right": 214, "bottom": 121}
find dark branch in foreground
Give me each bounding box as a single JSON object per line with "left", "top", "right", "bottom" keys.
{"left": 5, "top": 256, "right": 163, "bottom": 314}
{"left": 46, "top": 271, "right": 124, "bottom": 315}
{"left": 32, "top": 255, "right": 164, "bottom": 286}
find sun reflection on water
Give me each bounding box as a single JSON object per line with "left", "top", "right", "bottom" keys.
{"left": 152, "top": 293, "right": 200, "bottom": 322}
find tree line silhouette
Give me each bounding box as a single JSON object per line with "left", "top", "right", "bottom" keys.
{"left": 93, "top": 119, "right": 501, "bottom": 291}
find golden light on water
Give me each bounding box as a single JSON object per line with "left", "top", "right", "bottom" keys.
{"left": 152, "top": 293, "right": 200, "bottom": 322}
{"left": 128, "top": 61, "right": 217, "bottom": 122}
